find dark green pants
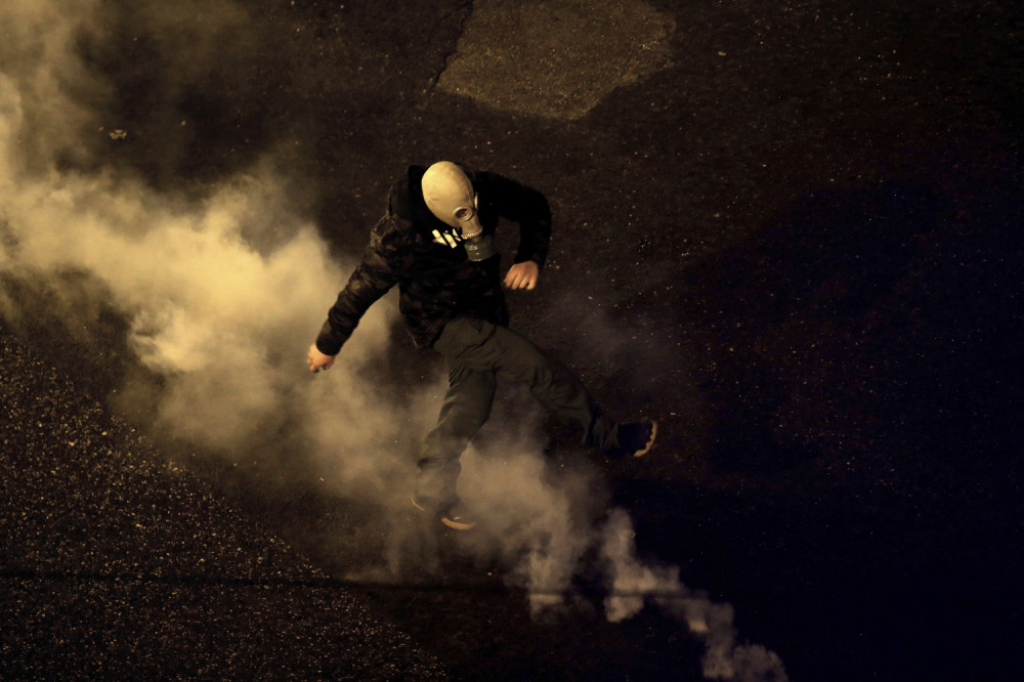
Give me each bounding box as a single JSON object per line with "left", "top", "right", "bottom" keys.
{"left": 415, "top": 317, "right": 616, "bottom": 509}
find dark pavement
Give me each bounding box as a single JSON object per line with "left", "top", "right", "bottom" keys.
{"left": 0, "top": 325, "right": 447, "bottom": 680}
{"left": 2, "top": 0, "right": 1023, "bottom": 680}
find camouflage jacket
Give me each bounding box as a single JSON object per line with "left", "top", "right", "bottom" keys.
{"left": 315, "top": 164, "right": 552, "bottom": 354}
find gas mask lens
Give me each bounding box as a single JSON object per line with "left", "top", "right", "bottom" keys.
{"left": 453, "top": 206, "right": 475, "bottom": 221}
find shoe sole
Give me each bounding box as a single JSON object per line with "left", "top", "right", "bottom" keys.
{"left": 633, "top": 421, "right": 658, "bottom": 457}
{"left": 441, "top": 516, "right": 477, "bottom": 531}
{"left": 413, "top": 496, "right": 476, "bottom": 530}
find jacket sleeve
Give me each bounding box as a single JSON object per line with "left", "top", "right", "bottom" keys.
{"left": 315, "top": 238, "right": 399, "bottom": 356}
{"left": 477, "top": 171, "right": 552, "bottom": 267}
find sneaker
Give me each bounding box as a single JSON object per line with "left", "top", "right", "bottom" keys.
{"left": 411, "top": 495, "right": 477, "bottom": 531}
{"left": 605, "top": 420, "right": 658, "bottom": 459}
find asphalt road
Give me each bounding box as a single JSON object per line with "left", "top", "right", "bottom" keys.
{"left": 2, "top": 1, "right": 1022, "bottom": 680}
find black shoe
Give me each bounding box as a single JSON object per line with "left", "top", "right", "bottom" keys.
{"left": 605, "top": 420, "right": 658, "bottom": 459}
{"left": 411, "top": 496, "right": 477, "bottom": 531}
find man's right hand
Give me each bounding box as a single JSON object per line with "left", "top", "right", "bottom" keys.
{"left": 307, "top": 344, "right": 336, "bottom": 373}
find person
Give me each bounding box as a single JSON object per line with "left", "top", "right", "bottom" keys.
{"left": 307, "top": 161, "right": 656, "bottom": 530}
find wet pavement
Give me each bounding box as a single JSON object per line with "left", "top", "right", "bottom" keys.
{"left": 2, "top": 0, "right": 1023, "bottom": 680}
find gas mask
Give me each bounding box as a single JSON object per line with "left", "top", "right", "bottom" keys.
{"left": 421, "top": 161, "right": 496, "bottom": 261}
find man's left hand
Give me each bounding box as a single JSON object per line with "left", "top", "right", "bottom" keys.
{"left": 504, "top": 261, "right": 540, "bottom": 290}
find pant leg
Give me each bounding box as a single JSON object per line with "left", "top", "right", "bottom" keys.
{"left": 489, "top": 323, "right": 617, "bottom": 451}
{"left": 434, "top": 317, "right": 617, "bottom": 451}
{"left": 415, "top": 350, "right": 497, "bottom": 510}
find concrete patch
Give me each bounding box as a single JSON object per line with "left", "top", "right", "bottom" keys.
{"left": 437, "top": 0, "right": 675, "bottom": 120}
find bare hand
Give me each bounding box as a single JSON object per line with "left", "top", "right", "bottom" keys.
{"left": 504, "top": 261, "right": 540, "bottom": 290}
{"left": 307, "top": 344, "right": 335, "bottom": 373}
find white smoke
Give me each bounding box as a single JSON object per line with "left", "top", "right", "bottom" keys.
{"left": 601, "top": 509, "right": 789, "bottom": 681}
{"left": 0, "top": 3, "right": 788, "bottom": 680}
{"left": 0, "top": 0, "right": 426, "bottom": 502}
{"left": 458, "top": 434, "right": 607, "bottom": 614}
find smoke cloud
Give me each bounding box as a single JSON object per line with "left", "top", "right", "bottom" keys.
{"left": 0, "top": 2, "right": 786, "bottom": 679}
{"left": 0, "top": 0, "right": 425, "bottom": 499}
{"left": 602, "top": 509, "right": 788, "bottom": 681}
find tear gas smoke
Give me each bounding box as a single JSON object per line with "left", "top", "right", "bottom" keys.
{"left": 602, "top": 509, "right": 788, "bottom": 681}
{"left": 0, "top": 3, "right": 786, "bottom": 679}
{"left": 0, "top": 0, "right": 424, "bottom": 501}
